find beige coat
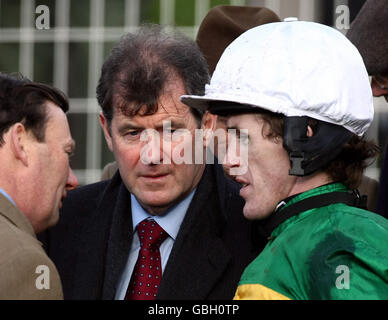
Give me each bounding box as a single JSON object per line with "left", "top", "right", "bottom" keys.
{"left": 0, "top": 193, "right": 63, "bottom": 299}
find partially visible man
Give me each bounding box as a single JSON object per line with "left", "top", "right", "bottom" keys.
{"left": 0, "top": 73, "right": 78, "bottom": 299}
{"left": 196, "top": 5, "right": 280, "bottom": 76}
{"left": 41, "top": 25, "right": 262, "bottom": 300}
{"left": 347, "top": 0, "right": 388, "bottom": 217}
{"left": 182, "top": 20, "right": 388, "bottom": 299}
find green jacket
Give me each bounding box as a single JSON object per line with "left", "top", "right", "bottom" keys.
{"left": 234, "top": 183, "right": 388, "bottom": 300}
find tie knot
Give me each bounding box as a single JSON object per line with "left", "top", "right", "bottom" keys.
{"left": 137, "top": 219, "right": 168, "bottom": 250}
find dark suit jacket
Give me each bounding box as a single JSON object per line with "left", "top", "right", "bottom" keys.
{"left": 40, "top": 163, "right": 264, "bottom": 299}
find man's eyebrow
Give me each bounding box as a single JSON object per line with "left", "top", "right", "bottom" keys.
{"left": 117, "top": 122, "right": 143, "bottom": 133}
{"left": 116, "top": 119, "right": 187, "bottom": 133}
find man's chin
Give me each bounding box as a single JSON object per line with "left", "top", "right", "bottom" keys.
{"left": 35, "top": 211, "right": 59, "bottom": 234}
{"left": 243, "top": 205, "right": 272, "bottom": 221}
{"left": 136, "top": 194, "right": 177, "bottom": 215}
{"left": 48, "top": 210, "right": 60, "bottom": 228}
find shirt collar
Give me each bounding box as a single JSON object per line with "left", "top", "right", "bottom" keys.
{"left": 0, "top": 188, "right": 15, "bottom": 205}
{"left": 131, "top": 188, "right": 196, "bottom": 240}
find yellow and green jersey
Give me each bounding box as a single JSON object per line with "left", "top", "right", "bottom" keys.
{"left": 235, "top": 183, "right": 388, "bottom": 300}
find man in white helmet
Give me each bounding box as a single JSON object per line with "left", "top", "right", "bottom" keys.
{"left": 181, "top": 20, "right": 388, "bottom": 299}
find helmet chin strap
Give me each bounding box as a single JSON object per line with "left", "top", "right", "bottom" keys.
{"left": 283, "top": 116, "right": 354, "bottom": 177}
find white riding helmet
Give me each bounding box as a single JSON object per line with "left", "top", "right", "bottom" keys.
{"left": 181, "top": 20, "right": 373, "bottom": 137}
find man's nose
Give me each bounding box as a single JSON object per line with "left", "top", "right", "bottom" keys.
{"left": 371, "top": 77, "right": 388, "bottom": 97}
{"left": 140, "top": 130, "right": 164, "bottom": 165}
{"left": 149, "top": 138, "right": 164, "bottom": 164}
{"left": 223, "top": 144, "right": 242, "bottom": 175}
{"left": 66, "top": 168, "right": 79, "bottom": 190}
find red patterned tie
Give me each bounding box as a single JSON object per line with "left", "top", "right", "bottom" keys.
{"left": 125, "top": 219, "right": 168, "bottom": 300}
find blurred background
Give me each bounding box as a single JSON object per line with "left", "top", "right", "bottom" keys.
{"left": 0, "top": 0, "right": 385, "bottom": 185}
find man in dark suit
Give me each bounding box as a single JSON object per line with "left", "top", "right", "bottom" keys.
{"left": 41, "top": 25, "right": 266, "bottom": 300}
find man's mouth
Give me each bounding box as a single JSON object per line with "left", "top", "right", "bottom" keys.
{"left": 142, "top": 173, "right": 170, "bottom": 180}
{"left": 235, "top": 177, "right": 250, "bottom": 188}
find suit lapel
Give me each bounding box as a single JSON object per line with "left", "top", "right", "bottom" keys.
{"left": 69, "top": 180, "right": 116, "bottom": 299}
{"left": 157, "top": 164, "right": 232, "bottom": 299}
{"left": 70, "top": 174, "right": 133, "bottom": 299}
{"left": 101, "top": 182, "right": 133, "bottom": 299}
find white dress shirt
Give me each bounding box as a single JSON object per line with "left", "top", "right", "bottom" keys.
{"left": 115, "top": 189, "right": 196, "bottom": 300}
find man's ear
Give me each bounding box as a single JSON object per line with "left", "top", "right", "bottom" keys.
{"left": 307, "top": 125, "right": 314, "bottom": 137}
{"left": 99, "top": 112, "right": 113, "bottom": 152}
{"left": 201, "top": 111, "right": 217, "bottom": 148}
{"left": 10, "top": 123, "right": 29, "bottom": 167}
